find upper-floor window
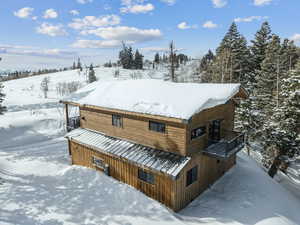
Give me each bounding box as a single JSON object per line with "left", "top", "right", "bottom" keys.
{"left": 149, "top": 121, "right": 166, "bottom": 133}
{"left": 138, "top": 169, "right": 155, "bottom": 184}
{"left": 112, "top": 114, "right": 123, "bottom": 128}
{"left": 191, "top": 126, "right": 206, "bottom": 140}
{"left": 186, "top": 166, "right": 198, "bottom": 187}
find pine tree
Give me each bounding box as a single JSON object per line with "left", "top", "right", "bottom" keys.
{"left": 213, "top": 22, "right": 252, "bottom": 83}
{"left": 72, "top": 62, "right": 76, "bottom": 70}
{"left": 251, "top": 21, "right": 272, "bottom": 71}
{"left": 88, "top": 64, "right": 97, "bottom": 83}
{"left": 77, "top": 58, "right": 82, "bottom": 71}
{"left": 0, "top": 82, "right": 6, "bottom": 114}
{"left": 265, "top": 61, "right": 300, "bottom": 177}
{"left": 199, "top": 50, "right": 215, "bottom": 82}
{"left": 134, "top": 50, "right": 143, "bottom": 70}
{"left": 154, "top": 53, "right": 160, "bottom": 64}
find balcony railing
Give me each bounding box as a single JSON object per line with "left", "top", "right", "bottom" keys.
{"left": 67, "top": 116, "right": 80, "bottom": 131}
{"left": 203, "top": 131, "right": 245, "bottom": 159}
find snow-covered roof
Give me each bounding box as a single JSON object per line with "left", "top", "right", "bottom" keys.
{"left": 77, "top": 79, "right": 241, "bottom": 120}
{"left": 66, "top": 128, "right": 191, "bottom": 179}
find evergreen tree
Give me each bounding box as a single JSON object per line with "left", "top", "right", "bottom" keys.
{"left": 88, "top": 64, "right": 97, "bottom": 83}
{"left": 199, "top": 50, "right": 215, "bottom": 82}
{"left": 134, "top": 50, "right": 143, "bottom": 70}
{"left": 280, "top": 39, "right": 299, "bottom": 72}
{"left": 77, "top": 58, "right": 82, "bottom": 71}
{"left": 250, "top": 22, "right": 272, "bottom": 71}
{"left": 265, "top": 61, "right": 300, "bottom": 177}
{"left": 119, "top": 43, "right": 135, "bottom": 69}
{"left": 72, "top": 62, "right": 76, "bottom": 70}
{"left": 154, "top": 53, "right": 160, "bottom": 64}
{"left": 0, "top": 82, "right": 6, "bottom": 114}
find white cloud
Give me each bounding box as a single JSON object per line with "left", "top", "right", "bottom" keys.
{"left": 80, "top": 26, "right": 162, "bottom": 43}
{"left": 72, "top": 40, "right": 123, "bottom": 48}
{"left": 212, "top": 0, "right": 227, "bottom": 8}
{"left": 160, "top": 0, "right": 176, "bottom": 5}
{"left": 121, "top": 3, "right": 154, "bottom": 14}
{"left": 141, "top": 47, "right": 169, "bottom": 52}
{"left": 77, "top": 0, "right": 93, "bottom": 4}
{"left": 291, "top": 34, "right": 300, "bottom": 43}
{"left": 254, "top": 0, "right": 272, "bottom": 6}
{"left": 69, "top": 10, "right": 80, "bottom": 16}
{"left": 32, "top": 16, "right": 38, "bottom": 20}
{"left": 43, "top": 9, "right": 58, "bottom": 19}
{"left": 69, "top": 15, "right": 121, "bottom": 30}
{"left": 36, "top": 23, "right": 68, "bottom": 37}
{"left": 202, "top": 20, "right": 218, "bottom": 29}
{"left": 234, "top": 16, "right": 269, "bottom": 23}
{"left": 14, "top": 7, "right": 34, "bottom": 19}
{"left": 177, "top": 22, "right": 197, "bottom": 30}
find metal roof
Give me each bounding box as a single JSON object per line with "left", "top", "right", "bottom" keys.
{"left": 65, "top": 128, "right": 191, "bottom": 179}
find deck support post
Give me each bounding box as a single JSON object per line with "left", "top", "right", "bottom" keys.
{"left": 65, "top": 104, "right": 69, "bottom": 132}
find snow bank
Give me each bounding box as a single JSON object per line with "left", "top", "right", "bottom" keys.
{"left": 78, "top": 79, "right": 241, "bottom": 120}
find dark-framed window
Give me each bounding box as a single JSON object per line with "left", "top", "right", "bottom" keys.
{"left": 92, "top": 156, "right": 105, "bottom": 169}
{"left": 149, "top": 121, "right": 165, "bottom": 133}
{"left": 112, "top": 114, "right": 123, "bottom": 128}
{"left": 186, "top": 166, "right": 198, "bottom": 187}
{"left": 138, "top": 169, "right": 155, "bottom": 184}
{"left": 191, "top": 126, "right": 206, "bottom": 140}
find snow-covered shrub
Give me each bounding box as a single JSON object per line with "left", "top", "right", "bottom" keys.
{"left": 56, "top": 81, "right": 82, "bottom": 96}
{"left": 40, "top": 77, "right": 50, "bottom": 98}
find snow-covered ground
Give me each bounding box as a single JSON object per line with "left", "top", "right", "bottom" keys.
{"left": 1, "top": 68, "right": 300, "bottom": 225}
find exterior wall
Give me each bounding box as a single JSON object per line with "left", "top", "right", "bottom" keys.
{"left": 172, "top": 153, "right": 236, "bottom": 211}
{"left": 69, "top": 140, "right": 236, "bottom": 212}
{"left": 70, "top": 141, "right": 175, "bottom": 210}
{"left": 79, "top": 107, "right": 187, "bottom": 156}
{"left": 186, "top": 101, "right": 236, "bottom": 155}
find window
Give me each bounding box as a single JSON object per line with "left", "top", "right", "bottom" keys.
{"left": 149, "top": 121, "right": 166, "bottom": 133}
{"left": 92, "top": 156, "right": 105, "bottom": 169}
{"left": 112, "top": 114, "right": 123, "bottom": 128}
{"left": 138, "top": 169, "right": 155, "bottom": 184}
{"left": 186, "top": 166, "right": 198, "bottom": 187}
{"left": 191, "top": 126, "right": 206, "bottom": 140}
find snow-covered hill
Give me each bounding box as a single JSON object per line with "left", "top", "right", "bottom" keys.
{"left": 0, "top": 68, "right": 300, "bottom": 225}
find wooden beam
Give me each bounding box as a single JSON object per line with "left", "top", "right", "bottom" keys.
{"left": 65, "top": 103, "right": 70, "bottom": 132}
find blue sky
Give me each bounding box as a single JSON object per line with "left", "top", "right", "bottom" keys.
{"left": 0, "top": 0, "right": 299, "bottom": 70}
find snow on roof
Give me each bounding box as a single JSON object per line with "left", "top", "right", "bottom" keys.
{"left": 78, "top": 79, "right": 241, "bottom": 120}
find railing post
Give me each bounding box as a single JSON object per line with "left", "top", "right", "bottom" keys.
{"left": 65, "top": 104, "right": 70, "bottom": 132}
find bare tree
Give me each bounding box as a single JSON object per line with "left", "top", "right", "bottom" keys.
{"left": 169, "top": 41, "right": 176, "bottom": 82}
{"left": 40, "top": 77, "right": 50, "bottom": 98}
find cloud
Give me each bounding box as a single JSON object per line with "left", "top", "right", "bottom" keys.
{"left": 121, "top": 3, "right": 154, "bottom": 14}
{"left": 234, "top": 16, "right": 269, "bottom": 23}
{"left": 77, "top": 0, "right": 93, "bottom": 4}
{"left": 71, "top": 40, "right": 123, "bottom": 48}
{"left": 177, "top": 22, "right": 197, "bottom": 30}
{"left": 68, "top": 15, "right": 121, "bottom": 30}
{"left": 202, "top": 21, "right": 218, "bottom": 29}
{"left": 141, "top": 47, "right": 169, "bottom": 52}
{"left": 36, "top": 23, "right": 68, "bottom": 37}
{"left": 160, "top": 0, "right": 176, "bottom": 5}
{"left": 14, "top": 7, "right": 34, "bottom": 19}
{"left": 80, "top": 26, "right": 162, "bottom": 43}
{"left": 69, "top": 10, "right": 80, "bottom": 16}
{"left": 0, "top": 44, "right": 76, "bottom": 58}
{"left": 43, "top": 9, "right": 58, "bottom": 19}
{"left": 254, "top": 0, "right": 272, "bottom": 6}
{"left": 291, "top": 34, "right": 300, "bottom": 43}
{"left": 212, "top": 0, "right": 227, "bottom": 8}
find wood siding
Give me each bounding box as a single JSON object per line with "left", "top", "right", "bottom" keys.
{"left": 186, "top": 101, "right": 236, "bottom": 155}
{"left": 70, "top": 141, "right": 175, "bottom": 209}
{"left": 80, "top": 107, "right": 187, "bottom": 156}
{"left": 172, "top": 153, "right": 236, "bottom": 211}
{"left": 69, "top": 140, "right": 235, "bottom": 212}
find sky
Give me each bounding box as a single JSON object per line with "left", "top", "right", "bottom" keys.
{"left": 0, "top": 0, "right": 299, "bottom": 70}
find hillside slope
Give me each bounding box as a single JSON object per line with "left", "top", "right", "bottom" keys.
{"left": 0, "top": 68, "right": 300, "bottom": 225}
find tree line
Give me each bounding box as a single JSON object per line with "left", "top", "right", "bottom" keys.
{"left": 200, "top": 21, "right": 300, "bottom": 176}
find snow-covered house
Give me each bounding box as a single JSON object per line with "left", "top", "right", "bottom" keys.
{"left": 61, "top": 79, "right": 248, "bottom": 211}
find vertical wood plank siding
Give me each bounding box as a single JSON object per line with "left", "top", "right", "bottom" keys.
{"left": 70, "top": 141, "right": 175, "bottom": 209}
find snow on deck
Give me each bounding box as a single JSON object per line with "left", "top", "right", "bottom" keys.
{"left": 77, "top": 79, "right": 241, "bottom": 120}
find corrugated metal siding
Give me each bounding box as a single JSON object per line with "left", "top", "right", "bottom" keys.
{"left": 65, "top": 128, "right": 190, "bottom": 179}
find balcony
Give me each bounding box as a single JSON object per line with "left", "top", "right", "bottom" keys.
{"left": 67, "top": 116, "right": 80, "bottom": 131}
{"left": 202, "top": 131, "right": 245, "bottom": 159}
